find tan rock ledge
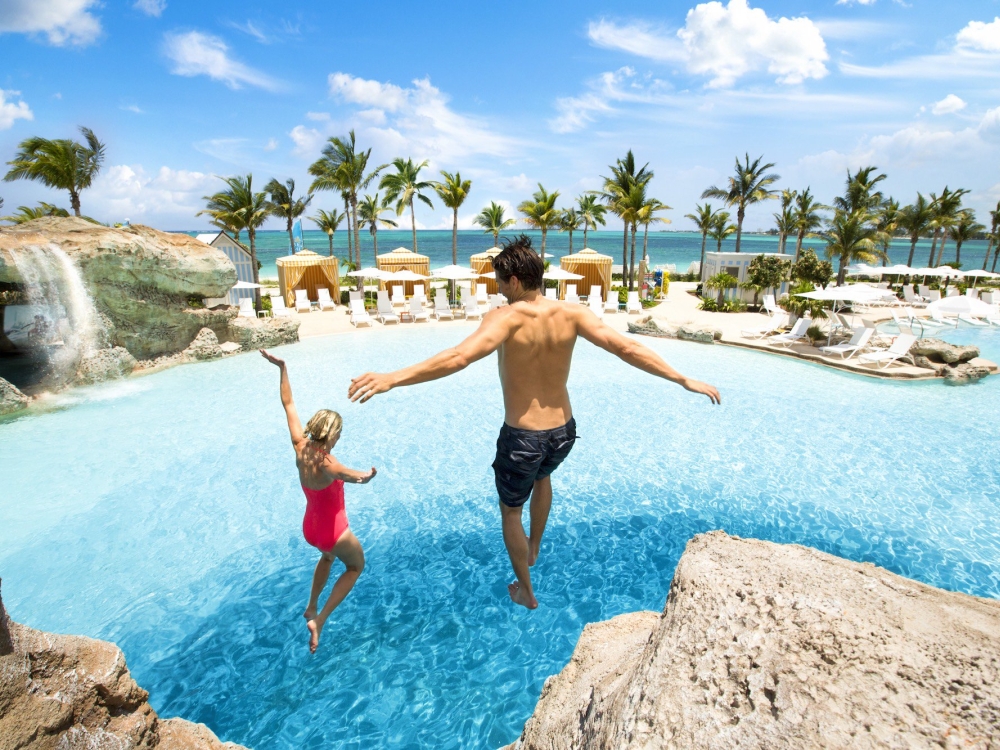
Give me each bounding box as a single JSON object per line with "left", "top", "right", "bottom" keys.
{"left": 505, "top": 531, "right": 1000, "bottom": 750}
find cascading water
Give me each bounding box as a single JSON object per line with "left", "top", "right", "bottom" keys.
{"left": 2, "top": 244, "right": 101, "bottom": 388}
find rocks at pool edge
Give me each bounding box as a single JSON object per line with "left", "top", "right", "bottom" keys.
{"left": 0, "top": 579, "right": 248, "bottom": 750}
{"left": 504, "top": 531, "right": 1000, "bottom": 749}
{"left": 0, "top": 377, "right": 29, "bottom": 415}
{"left": 910, "top": 338, "right": 979, "bottom": 365}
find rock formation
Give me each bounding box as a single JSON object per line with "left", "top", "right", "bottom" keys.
{"left": 0, "top": 579, "right": 246, "bottom": 749}
{"left": 75, "top": 346, "right": 138, "bottom": 385}
{"left": 506, "top": 532, "right": 1000, "bottom": 749}
{"left": 627, "top": 317, "right": 722, "bottom": 344}
{"left": 910, "top": 338, "right": 979, "bottom": 365}
{"left": 227, "top": 316, "right": 300, "bottom": 350}
{"left": 0, "top": 376, "right": 29, "bottom": 415}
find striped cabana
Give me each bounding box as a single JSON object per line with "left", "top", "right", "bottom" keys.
{"left": 469, "top": 247, "right": 503, "bottom": 294}
{"left": 559, "top": 248, "right": 613, "bottom": 299}
{"left": 276, "top": 250, "right": 340, "bottom": 307}
{"left": 376, "top": 247, "right": 430, "bottom": 297}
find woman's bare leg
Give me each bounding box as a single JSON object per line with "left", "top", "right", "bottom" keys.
{"left": 307, "top": 530, "right": 365, "bottom": 653}
{"left": 305, "top": 554, "right": 334, "bottom": 620}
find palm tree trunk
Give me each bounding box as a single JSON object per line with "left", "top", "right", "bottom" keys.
{"left": 70, "top": 190, "right": 81, "bottom": 217}
{"left": 621, "top": 225, "right": 628, "bottom": 283}
{"left": 287, "top": 217, "right": 294, "bottom": 253}
{"left": 993, "top": 246, "right": 999, "bottom": 273}
{"left": 410, "top": 201, "right": 418, "bottom": 253}
{"left": 328, "top": 232, "right": 334, "bottom": 257}
{"left": 928, "top": 229, "right": 940, "bottom": 266}
{"left": 794, "top": 232, "right": 804, "bottom": 263}
{"left": 735, "top": 205, "right": 745, "bottom": 252}
{"left": 982, "top": 239, "right": 992, "bottom": 270}
{"left": 628, "top": 223, "right": 637, "bottom": 292}
{"left": 936, "top": 236, "right": 949, "bottom": 267}
{"left": 373, "top": 229, "right": 379, "bottom": 265}
{"left": 351, "top": 196, "right": 362, "bottom": 270}
{"left": 836, "top": 254, "right": 848, "bottom": 287}
{"left": 698, "top": 232, "right": 707, "bottom": 282}
{"left": 345, "top": 197, "right": 353, "bottom": 265}
{"left": 955, "top": 240, "right": 962, "bottom": 268}
{"left": 541, "top": 228, "right": 547, "bottom": 257}
{"left": 582, "top": 225, "right": 588, "bottom": 249}
{"left": 907, "top": 236, "right": 918, "bottom": 267}
{"left": 451, "top": 208, "right": 458, "bottom": 266}
{"left": 568, "top": 228, "right": 573, "bottom": 254}
{"left": 493, "top": 230, "right": 499, "bottom": 247}
{"left": 249, "top": 228, "right": 261, "bottom": 312}
{"left": 642, "top": 223, "right": 649, "bottom": 262}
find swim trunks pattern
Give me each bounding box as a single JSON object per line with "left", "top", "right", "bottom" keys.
{"left": 492, "top": 418, "right": 577, "bottom": 507}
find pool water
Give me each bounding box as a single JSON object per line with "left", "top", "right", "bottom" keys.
{"left": 2, "top": 327, "right": 999, "bottom": 749}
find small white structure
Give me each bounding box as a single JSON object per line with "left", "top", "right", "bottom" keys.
{"left": 196, "top": 231, "right": 255, "bottom": 306}
{"left": 701, "top": 251, "right": 790, "bottom": 303}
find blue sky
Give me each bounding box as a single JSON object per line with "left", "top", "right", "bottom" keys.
{"left": 1, "top": 0, "right": 999, "bottom": 232}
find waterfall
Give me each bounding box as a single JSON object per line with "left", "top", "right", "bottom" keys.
{"left": 5, "top": 244, "right": 101, "bottom": 383}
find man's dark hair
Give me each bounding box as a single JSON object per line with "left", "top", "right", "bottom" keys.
{"left": 493, "top": 234, "right": 543, "bottom": 291}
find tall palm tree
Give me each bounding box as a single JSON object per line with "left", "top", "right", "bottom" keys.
{"left": 949, "top": 210, "right": 984, "bottom": 268}
{"left": 701, "top": 153, "right": 779, "bottom": 252}
{"left": 599, "top": 150, "right": 653, "bottom": 274}
{"left": 1, "top": 202, "right": 71, "bottom": 223}
{"left": 929, "top": 187, "right": 968, "bottom": 266}
{"left": 310, "top": 208, "right": 346, "bottom": 257}
{"left": 4, "top": 127, "right": 105, "bottom": 217}
{"left": 685, "top": 203, "right": 719, "bottom": 279}
{"left": 308, "top": 130, "right": 383, "bottom": 269}
{"left": 518, "top": 184, "right": 561, "bottom": 257}
{"left": 342, "top": 192, "right": 355, "bottom": 267}
{"left": 833, "top": 166, "right": 886, "bottom": 216}
{"left": 899, "top": 193, "right": 934, "bottom": 268}
{"left": 984, "top": 199, "right": 1000, "bottom": 271}
{"left": 618, "top": 183, "right": 647, "bottom": 290}
{"left": 433, "top": 171, "right": 472, "bottom": 266}
{"left": 637, "top": 196, "right": 671, "bottom": 265}
{"left": 825, "top": 209, "right": 885, "bottom": 286}
{"left": 200, "top": 175, "right": 268, "bottom": 310}
{"left": 774, "top": 189, "right": 797, "bottom": 254}
{"left": 576, "top": 193, "right": 606, "bottom": 249}
{"left": 265, "top": 178, "right": 313, "bottom": 251}
{"left": 380, "top": 157, "right": 434, "bottom": 253}
{"left": 473, "top": 202, "right": 516, "bottom": 246}
{"left": 560, "top": 208, "right": 581, "bottom": 254}
{"left": 357, "top": 192, "right": 398, "bottom": 266}
{"left": 792, "top": 188, "right": 827, "bottom": 263}
{"left": 874, "top": 198, "right": 901, "bottom": 266}
{"left": 710, "top": 211, "right": 736, "bottom": 251}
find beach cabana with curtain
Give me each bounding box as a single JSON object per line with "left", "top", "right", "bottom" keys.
{"left": 560, "top": 248, "right": 613, "bottom": 299}
{"left": 276, "top": 250, "right": 340, "bottom": 307}
{"left": 376, "top": 247, "right": 430, "bottom": 296}
{"left": 470, "top": 247, "right": 503, "bottom": 294}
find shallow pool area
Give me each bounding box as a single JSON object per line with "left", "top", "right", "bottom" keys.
{"left": 2, "top": 327, "right": 999, "bottom": 749}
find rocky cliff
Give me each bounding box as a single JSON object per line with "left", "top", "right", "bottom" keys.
{"left": 0, "top": 580, "right": 246, "bottom": 750}
{"left": 506, "top": 532, "right": 1000, "bottom": 749}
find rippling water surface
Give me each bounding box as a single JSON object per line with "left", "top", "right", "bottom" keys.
{"left": 2, "top": 325, "right": 999, "bottom": 748}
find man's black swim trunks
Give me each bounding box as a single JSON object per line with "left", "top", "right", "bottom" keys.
{"left": 492, "top": 418, "right": 577, "bottom": 508}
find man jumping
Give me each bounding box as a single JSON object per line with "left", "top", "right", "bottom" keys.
{"left": 348, "top": 235, "right": 720, "bottom": 609}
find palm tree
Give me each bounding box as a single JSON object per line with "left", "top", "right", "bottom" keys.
{"left": 874, "top": 198, "right": 901, "bottom": 266}
{"left": 357, "top": 192, "right": 398, "bottom": 266}
{"left": 1, "top": 202, "right": 71, "bottom": 223}
{"left": 309, "top": 130, "right": 383, "bottom": 269}
{"left": 637, "top": 196, "right": 671, "bottom": 266}
{"left": 265, "top": 178, "right": 313, "bottom": 251}
{"left": 949, "top": 210, "right": 984, "bottom": 268}
{"left": 4, "top": 127, "right": 105, "bottom": 217}
{"left": 599, "top": 150, "right": 653, "bottom": 274}
{"left": 576, "top": 193, "right": 606, "bottom": 249}
{"left": 200, "top": 175, "right": 268, "bottom": 310}
{"left": 685, "top": 203, "right": 719, "bottom": 279}
{"left": 710, "top": 211, "right": 736, "bottom": 251}
{"left": 705, "top": 272, "right": 738, "bottom": 305}
{"left": 560, "top": 208, "right": 582, "bottom": 254}
{"left": 618, "top": 183, "right": 647, "bottom": 290}
{"left": 984, "top": 199, "right": 1000, "bottom": 271}
{"left": 825, "top": 209, "right": 885, "bottom": 286}
{"left": 701, "top": 153, "right": 779, "bottom": 252}
{"left": 774, "top": 189, "right": 797, "bottom": 254}
{"left": 928, "top": 187, "right": 968, "bottom": 266}
{"left": 473, "top": 202, "right": 516, "bottom": 246}
{"left": 380, "top": 157, "right": 434, "bottom": 253}
{"left": 518, "top": 184, "right": 561, "bottom": 257}
{"left": 792, "top": 188, "right": 827, "bottom": 263}
{"left": 833, "top": 166, "right": 886, "bottom": 216}
{"left": 433, "top": 171, "right": 472, "bottom": 265}
{"left": 899, "top": 193, "right": 934, "bottom": 268}
{"left": 310, "top": 208, "right": 346, "bottom": 256}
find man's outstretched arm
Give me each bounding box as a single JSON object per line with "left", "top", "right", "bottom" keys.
{"left": 348, "top": 311, "right": 512, "bottom": 403}
{"left": 576, "top": 310, "right": 721, "bottom": 404}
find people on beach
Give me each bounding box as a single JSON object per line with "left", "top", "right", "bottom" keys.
{"left": 347, "top": 235, "right": 720, "bottom": 610}
{"left": 261, "top": 349, "right": 376, "bottom": 653}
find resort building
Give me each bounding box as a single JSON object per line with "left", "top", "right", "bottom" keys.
{"left": 701, "top": 251, "right": 790, "bottom": 303}
{"left": 196, "top": 231, "right": 255, "bottom": 306}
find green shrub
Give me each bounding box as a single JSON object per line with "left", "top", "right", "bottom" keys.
{"left": 261, "top": 295, "right": 272, "bottom": 312}
{"left": 186, "top": 295, "right": 204, "bottom": 309}
{"left": 806, "top": 324, "right": 825, "bottom": 342}
{"left": 340, "top": 290, "right": 351, "bottom": 305}
{"left": 698, "top": 297, "right": 719, "bottom": 311}
{"left": 722, "top": 298, "right": 747, "bottom": 312}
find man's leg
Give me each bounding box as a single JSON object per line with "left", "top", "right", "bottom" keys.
{"left": 527, "top": 476, "right": 552, "bottom": 567}
{"left": 500, "top": 501, "right": 538, "bottom": 609}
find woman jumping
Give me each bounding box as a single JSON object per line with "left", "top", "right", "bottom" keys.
{"left": 261, "top": 349, "right": 376, "bottom": 653}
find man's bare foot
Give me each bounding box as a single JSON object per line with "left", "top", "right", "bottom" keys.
{"left": 306, "top": 618, "right": 325, "bottom": 653}
{"left": 507, "top": 582, "right": 538, "bottom": 610}
{"left": 303, "top": 606, "right": 317, "bottom": 620}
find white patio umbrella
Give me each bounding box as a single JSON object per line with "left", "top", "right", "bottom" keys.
{"left": 232, "top": 280, "right": 262, "bottom": 289}
{"left": 961, "top": 269, "right": 1000, "bottom": 286}
{"left": 430, "top": 265, "right": 480, "bottom": 301}
{"left": 346, "top": 267, "right": 392, "bottom": 302}
{"left": 912, "top": 267, "right": 964, "bottom": 277}
{"left": 882, "top": 264, "right": 914, "bottom": 275}
{"left": 798, "top": 285, "right": 894, "bottom": 343}
{"left": 480, "top": 271, "right": 496, "bottom": 280}
{"left": 386, "top": 269, "right": 429, "bottom": 281}
{"left": 928, "top": 296, "right": 995, "bottom": 317}
{"left": 846, "top": 264, "right": 882, "bottom": 277}
{"left": 543, "top": 267, "right": 584, "bottom": 280}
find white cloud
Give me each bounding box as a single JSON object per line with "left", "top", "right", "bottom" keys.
{"left": 550, "top": 67, "right": 670, "bottom": 133}
{"left": 163, "top": 31, "right": 281, "bottom": 91}
{"left": 120, "top": 104, "right": 144, "bottom": 114}
{"left": 289, "top": 125, "right": 323, "bottom": 156}
{"left": 263, "top": 137, "right": 278, "bottom": 151}
{"left": 931, "top": 94, "right": 966, "bottom": 115}
{"left": 812, "top": 18, "right": 890, "bottom": 40}
{"left": 835, "top": 0, "right": 876, "bottom": 5}
{"left": 306, "top": 111, "right": 330, "bottom": 121}
{"left": 588, "top": 1, "right": 828, "bottom": 88}
{"left": 134, "top": 0, "right": 166, "bottom": 18}
{"left": 0, "top": 0, "right": 101, "bottom": 46}
{"left": 957, "top": 17, "right": 1000, "bottom": 52}
{"left": 502, "top": 174, "right": 534, "bottom": 193}
{"left": 328, "top": 73, "right": 407, "bottom": 111}
{"left": 0, "top": 90, "right": 33, "bottom": 130}
{"left": 89, "top": 165, "right": 218, "bottom": 226}
{"left": 228, "top": 20, "right": 268, "bottom": 44}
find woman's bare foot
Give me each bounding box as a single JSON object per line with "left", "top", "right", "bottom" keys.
{"left": 306, "top": 618, "right": 325, "bottom": 653}
{"left": 303, "top": 606, "right": 317, "bottom": 620}
{"left": 507, "top": 582, "right": 538, "bottom": 610}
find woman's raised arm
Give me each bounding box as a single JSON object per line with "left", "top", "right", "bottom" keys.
{"left": 260, "top": 349, "right": 305, "bottom": 445}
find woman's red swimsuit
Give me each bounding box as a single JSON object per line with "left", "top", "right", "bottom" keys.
{"left": 301, "top": 479, "right": 349, "bottom": 551}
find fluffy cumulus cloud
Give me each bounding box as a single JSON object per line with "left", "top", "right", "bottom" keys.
{"left": 931, "top": 94, "right": 966, "bottom": 115}
{"left": 550, "top": 67, "right": 670, "bottom": 133}
{"left": 89, "top": 165, "right": 218, "bottom": 226}
{"left": 163, "top": 31, "right": 281, "bottom": 91}
{"left": 957, "top": 17, "right": 1000, "bottom": 52}
{"left": 588, "top": 0, "right": 828, "bottom": 88}
{"left": 0, "top": 90, "right": 33, "bottom": 130}
{"left": 289, "top": 125, "right": 324, "bottom": 156}
{"left": 0, "top": 0, "right": 101, "bottom": 46}
{"left": 133, "top": 0, "right": 166, "bottom": 18}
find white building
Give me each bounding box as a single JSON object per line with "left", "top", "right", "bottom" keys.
{"left": 196, "top": 231, "right": 254, "bottom": 305}
{"left": 700, "top": 251, "right": 790, "bottom": 302}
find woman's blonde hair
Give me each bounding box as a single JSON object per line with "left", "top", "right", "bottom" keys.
{"left": 305, "top": 409, "right": 342, "bottom": 444}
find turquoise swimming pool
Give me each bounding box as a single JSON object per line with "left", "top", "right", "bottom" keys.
{"left": 1, "top": 326, "right": 998, "bottom": 748}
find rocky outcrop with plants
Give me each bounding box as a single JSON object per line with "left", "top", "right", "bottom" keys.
{"left": 505, "top": 532, "right": 1000, "bottom": 749}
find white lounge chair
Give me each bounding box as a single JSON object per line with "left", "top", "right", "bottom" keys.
{"left": 589, "top": 284, "right": 601, "bottom": 302}
{"left": 413, "top": 285, "right": 427, "bottom": 306}
{"left": 433, "top": 292, "right": 454, "bottom": 320}
{"left": 349, "top": 299, "right": 373, "bottom": 328}
{"left": 463, "top": 294, "right": 483, "bottom": 320}
{"left": 588, "top": 295, "right": 603, "bottom": 319}
{"left": 476, "top": 283, "right": 488, "bottom": 304}
{"left": 269, "top": 293, "right": 293, "bottom": 318}
{"left": 858, "top": 333, "right": 917, "bottom": 369}
{"left": 317, "top": 288, "right": 336, "bottom": 311}
{"left": 626, "top": 290, "right": 642, "bottom": 314}
{"left": 294, "top": 289, "right": 311, "bottom": 313}
{"left": 930, "top": 309, "right": 958, "bottom": 327}
{"left": 741, "top": 314, "right": 788, "bottom": 339}
{"left": 604, "top": 289, "right": 620, "bottom": 314}
{"left": 238, "top": 297, "right": 255, "bottom": 318}
{"left": 761, "top": 293, "right": 778, "bottom": 315}
{"left": 349, "top": 289, "right": 363, "bottom": 302}
{"left": 926, "top": 289, "right": 942, "bottom": 302}
{"left": 767, "top": 317, "right": 812, "bottom": 347}
{"left": 965, "top": 288, "right": 980, "bottom": 299}
{"left": 918, "top": 284, "right": 932, "bottom": 299}
{"left": 545, "top": 288, "right": 557, "bottom": 300}
{"left": 959, "top": 314, "right": 989, "bottom": 326}
{"left": 903, "top": 287, "right": 926, "bottom": 308}
{"left": 818, "top": 327, "right": 873, "bottom": 359}
{"left": 407, "top": 296, "right": 429, "bottom": 322}
{"left": 375, "top": 291, "right": 399, "bottom": 324}
{"left": 946, "top": 288, "right": 959, "bottom": 297}
{"left": 981, "top": 291, "right": 996, "bottom": 305}
{"left": 391, "top": 285, "right": 406, "bottom": 306}
{"left": 564, "top": 284, "right": 580, "bottom": 305}
{"left": 488, "top": 294, "right": 504, "bottom": 311}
